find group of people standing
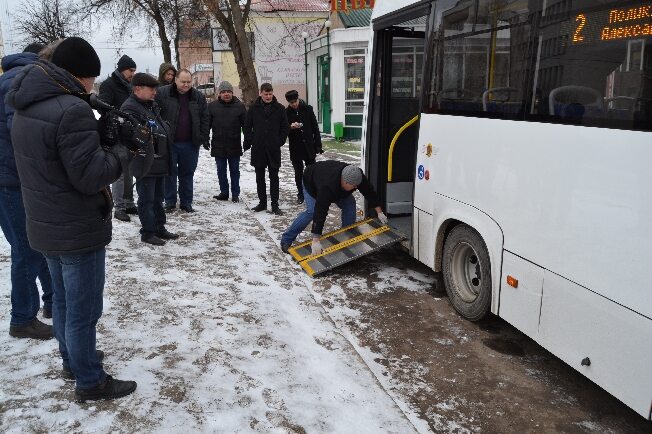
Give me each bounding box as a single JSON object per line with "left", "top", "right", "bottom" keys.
{"left": 0, "top": 35, "right": 385, "bottom": 404}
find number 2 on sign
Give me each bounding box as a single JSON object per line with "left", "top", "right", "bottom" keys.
{"left": 573, "top": 13, "right": 586, "bottom": 42}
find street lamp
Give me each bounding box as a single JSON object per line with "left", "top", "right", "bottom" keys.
{"left": 302, "top": 31, "right": 309, "bottom": 103}
{"left": 324, "top": 20, "right": 332, "bottom": 134}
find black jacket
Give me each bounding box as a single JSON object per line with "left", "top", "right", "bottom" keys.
{"left": 155, "top": 84, "right": 209, "bottom": 148}
{"left": 120, "top": 95, "right": 172, "bottom": 178}
{"left": 243, "top": 96, "right": 289, "bottom": 169}
{"left": 98, "top": 69, "right": 132, "bottom": 110}
{"left": 0, "top": 52, "right": 39, "bottom": 187}
{"left": 304, "top": 160, "right": 380, "bottom": 235}
{"left": 6, "top": 61, "right": 121, "bottom": 255}
{"left": 208, "top": 96, "right": 246, "bottom": 158}
{"left": 286, "top": 100, "right": 322, "bottom": 162}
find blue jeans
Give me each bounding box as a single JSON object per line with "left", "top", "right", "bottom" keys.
{"left": 0, "top": 186, "right": 52, "bottom": 325}
{"left": 45, "top": 248, "right": 106, "bottom": 390}
{"left": 281, "top": 184, "right": 356, "bottom": 246}
{"left": 136, "top": 176, "right": 166, "bottom": 239}
{"left": 215, "top": 156, "right": 240, "bottom": 197}
{"left": 165, "top": 142, "right": 199, "bottom": 207}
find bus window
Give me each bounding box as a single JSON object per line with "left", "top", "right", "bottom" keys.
{"left": 424, "top": 0, "right": 533, "bottom": 118}
{"left": 530, "top": 1, "right": 652, "bottom": 131}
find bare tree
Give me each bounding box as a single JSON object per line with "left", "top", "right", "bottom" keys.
{"left": 202, "top": 0, "right": 258, "bottom": 106}
{"left": 84, "top": 0, "right": 198, "bottom": 65}
{"left": 14, "top": 0, "right": 89, "bottom": 45}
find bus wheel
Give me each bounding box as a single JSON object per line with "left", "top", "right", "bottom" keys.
{"left": 442, "top": 225, "right": 491, "bottom": 321}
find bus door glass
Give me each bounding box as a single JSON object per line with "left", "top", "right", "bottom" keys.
{"left": 368, "top": 18, "right": 427, "bottom": 222}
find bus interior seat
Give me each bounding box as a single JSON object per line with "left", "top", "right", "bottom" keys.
{"left": 438, "top": 88, "right": 482, "bottom": 112}
{"left": 549, "top": 85, "right": 604, "bottom": 120}
{"left": 606, "top": 96, "right": 636, "bottom": 120}
{"left": 482, "top": 87, "right": 524, "bottom": 115}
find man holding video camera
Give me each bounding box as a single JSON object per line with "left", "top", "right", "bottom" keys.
{"left": 6, "top": 37, "right": 136, "bottom": 401}
{"left": 121, "top": 73, "right": 178, "bottom": 246}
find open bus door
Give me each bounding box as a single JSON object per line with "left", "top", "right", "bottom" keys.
{"left": 366, "top": 10, "right": 430, "bottom": 246}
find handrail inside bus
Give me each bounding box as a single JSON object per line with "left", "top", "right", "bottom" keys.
{"left": 387, "top": 115, "right": 420, "bottom": 182}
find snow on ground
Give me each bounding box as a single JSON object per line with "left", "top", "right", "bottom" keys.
{"left": 0, "top": 144, "right": 427, "bottom": 433}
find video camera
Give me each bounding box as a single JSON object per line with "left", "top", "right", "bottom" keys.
{"left": 89, "top": 93, "right": 152, "bottom": 155}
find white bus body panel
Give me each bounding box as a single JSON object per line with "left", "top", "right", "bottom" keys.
{"left": 539, "top": 272, "right": 652, "bottom": 418}
{"left": 414, "top": 114, "right": 651, "bottom": 321}
{"left": 413, "top": 113, "right": 652, "bottom": 418}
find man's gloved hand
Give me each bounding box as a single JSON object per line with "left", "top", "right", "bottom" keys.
{"left": 203, "top": 142, "right": 210, "bottom": 151}
{"left": 311, "top": 237, "right": 323, "bottom": 256}
{"left": 377, "top": 211, "right": 388, "bottom": 225}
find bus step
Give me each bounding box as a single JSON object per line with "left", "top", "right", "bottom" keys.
{"left": 288, "top": 218, "right": 406, "bottom": 277}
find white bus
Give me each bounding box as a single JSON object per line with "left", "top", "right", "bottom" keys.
{"left": 363, "top": 0, "right": 652, "bottom": 419}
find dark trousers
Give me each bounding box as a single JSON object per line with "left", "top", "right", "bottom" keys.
{"left": 255, "top": 166, "right": 280, "bottom": 208}
{"left": 0, "top": 186, "right": 52, "bottom": 325}
{"left": 215, "top": 156, "right": 240, "bottom": 197}
{"left": 291, "top": 157, "right": 315, "bottom": 197}
{"left": 136, "top": 176, "right": 166, "bottom": 239}
{"left": 46, "top": 248, "right": 107, "bottom": 389}
{"left": 165, "top": 141, "right": 199, "bottom": 208}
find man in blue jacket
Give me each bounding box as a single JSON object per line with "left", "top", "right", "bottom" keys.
{"left": 0, "top": 43, "right": 53, "bottom": 339}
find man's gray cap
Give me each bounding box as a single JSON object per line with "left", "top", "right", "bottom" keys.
{"left": 341, "top": 165, "right": 363, "bottom": 186}
{"left": 218, "top": 81, "right": 233, "bottom": 93}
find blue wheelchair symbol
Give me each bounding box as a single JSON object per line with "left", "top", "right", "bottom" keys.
{"left": 417, "top": 165, "right": 425, "bottom": 180}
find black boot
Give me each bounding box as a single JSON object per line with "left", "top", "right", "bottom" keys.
{"left": 114, "top": 210, "right": 130, "bottom": 222}
{"left": 125, "top": 206, "right": 138, "bottom": 215}
{"left": 251, "top": 202, "right": 267, "bottom": 212}
{"left": 142, "top": 235, "right": 166, "bottom": 246}
{"left": 9, "top": 318, "right": 53, "bottom": 340}
{"left": 213, "top": 193, "right": 229, "bottom": 201}
{"left": 271, "top": 206, "right": 283, "bottom": 215}
{"left": 157, "top": 229, "right": 179, "bottom": 240}
{"left": 75, "top": 375, "right": 137, "bottom": 402}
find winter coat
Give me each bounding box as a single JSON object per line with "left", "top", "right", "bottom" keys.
{"left": 303, "top": 160, "right": 380, "bottom": 235}
{"left": 286, "top": 100, "right": 322, "bottom": 162}
{"left": 98, "top": 69, "right": 132, "bottom": 110}
{"left": 6, "top": 60, "right": 122, "bottom": 255}
{"left": 0, "top": 52, "right": 39, "bottom": 187}
{"left": 158, "top": 62, "right": 177, "bottom": 85}
{"left": 120, "top": 95, "right": 172, "bottom": 178}
{"left": 243, "top": 96, "right": 289, "bottom": 169}
{"left": 208, "top": 96, "right": 246, "bottom": 158}
{"left": 155, "top": 84, "right": 209, "bottom": 148}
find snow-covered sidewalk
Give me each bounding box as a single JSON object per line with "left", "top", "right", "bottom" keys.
{"left": 0, "top": 146, "right": 422, "bottom": 433}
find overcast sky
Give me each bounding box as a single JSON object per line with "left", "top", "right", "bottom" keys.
{"left": 2, "top": 0, "right": 168, "bottom": 78}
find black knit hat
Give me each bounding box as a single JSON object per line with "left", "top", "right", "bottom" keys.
{"left": 285, "top": 89, "right": 299, "bottom": 102}
{"left": 51, "top": 37, "right": 101, "bottom": 78}
{"left": 117, "top": 54, "right": 137, "bottom": 72}
{"left": 132, "top": 72, "right": 160, "bottom": 87}
{"left": 23, "top": 43, "right": 44, "bottom": 54}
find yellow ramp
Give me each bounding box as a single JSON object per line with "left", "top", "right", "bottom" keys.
{"left": 288, "top": 219, "right": 406, "bottom": 277}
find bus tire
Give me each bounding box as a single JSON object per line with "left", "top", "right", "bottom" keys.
{"left": 442, "top": 224, "right": 491, "bottom": 321}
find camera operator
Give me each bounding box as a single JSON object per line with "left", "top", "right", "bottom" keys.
{"left": 6, "top": 37, "right": 136, "bottom": 401}
{"left": 121, "top": 73, "right": 178, "bottom": 246}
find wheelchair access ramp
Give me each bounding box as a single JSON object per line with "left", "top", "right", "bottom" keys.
{"left": 288, "top": 218, "right": 406, "bottom": 277}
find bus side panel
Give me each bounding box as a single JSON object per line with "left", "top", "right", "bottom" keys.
{"left": 415, "top": 195, "right": 504, "bottom": 315}
{"left": 539, "top": 272, "right": 652, "bottom": 419}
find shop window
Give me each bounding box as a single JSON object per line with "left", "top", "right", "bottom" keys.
{"left": 345, "top": 49, "right": 366, "bottom": 114}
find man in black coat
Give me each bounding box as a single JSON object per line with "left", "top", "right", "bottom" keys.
{"left": 243, "top": 82, "right": 289, "bottom": 215}
{"left": 156, "top": 68, "right": 209, "bottom": 213}
{"left": 99, "top": 54, "right": 137, "bottom": 222}
{"left": 285, "top": 90, "right": 322, "bottom": 204}
{"left": 7, "top": 37, "right": 136, "bottom": 401}
{"left": 280, "top": 160, "right": 388, "bottom": 255}
{"left": 0, "top": 43, "right": 54, "bottom": 338}
{"left": 121, "top": 73, "right": 178, "bottom": 246}
{"left": 208, "top": 81, "right": 246, "bottom": 202}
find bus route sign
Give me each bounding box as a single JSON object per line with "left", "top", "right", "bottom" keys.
{"left": 572, "top": 3, "right": 652, "bottom": 44}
